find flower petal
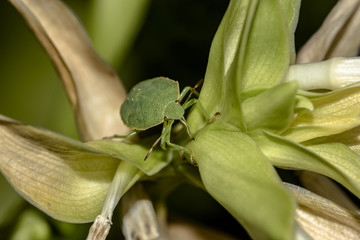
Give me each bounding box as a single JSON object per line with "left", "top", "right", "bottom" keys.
{"left": 251, "top": 130, "right": 360, "bottom": 199}
{"left": 297, "top": 0, "right": 360, "bottom": 63}
{"left": 285, "top": 183, "right": 360, "bottom": 239}
{"left": 0, "top": 115, "right": 123, "bottom": 223}
{"left": 187, "top": 121, "right": 295, "bottom": 240}
{"left": 309, "top": 126, "right": 360, "bottom": 155}
{"left": 299, "top": 171, "right": 360, "bottom": 212}
{"left": 188, "top": 0, "right": 294, "bottom": 131}
{"left": 242, "top": 82, "right": 297, "bottom": 133}
{"left": 9, "top": 0, "right": 128, "bottom": 140}
{"left": 278, "top": 0, "right": 301, "bottom": 63}
{"left": 86, "top": 139, "right": 168, "bottom": 176}
{"left": 284, "top": 85, "right": 360, "bottom": 142}
{"left": 285, "top": 57, "right": 360, "bottom": 90}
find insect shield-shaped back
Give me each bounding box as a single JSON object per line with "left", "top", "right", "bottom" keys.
{"left": 120, "top": 77, "right": 183, "bottom": 130}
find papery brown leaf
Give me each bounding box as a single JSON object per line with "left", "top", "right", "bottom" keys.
{"left": 9, "top": 0, "right": 129, "bottom": 141}
{"left": 0, "top": 115, "right": 119, "bottom": 223}
{"left": 297, "top": 0, "right": 360, "bottom": 63}
{"left": 285, "top": 183, "right": 360, "bottom": 239}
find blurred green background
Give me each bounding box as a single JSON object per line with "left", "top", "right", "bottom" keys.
{"left": 0, "top": 0, "right": 337, "bottom": 239}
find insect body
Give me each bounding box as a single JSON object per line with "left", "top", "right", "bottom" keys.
{"left": 120, "top": 77, "right": 200, "bottom": 162}
{"left": 121, "top": 77, "right": 185, "bottom": 130}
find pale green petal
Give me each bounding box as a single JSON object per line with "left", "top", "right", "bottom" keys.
{"left": 308, "top": 143, "right": 360, "bottom": 194}
{"left": 306, "top": 126, "right": 360, "bottom": 155}
{"left": 86, "top": 139, "right": 168, "bottom": 176}
{"left": 0, "top": 115, "right": 125, "bottom": 223}
{"left": 277, "top": 0, "right": 301, "bottom": 64}
{"left": 239, "top": 0, "right": 290, "bottom": 91}
{"left": 187, "top": 0, "right": 256, "bottom": 131}
{"left": 242, "top": 82, "right": 297, "bottom": 132}
{"left": 295, "top": 95, "right": 314, "bottom": 111}
{"left": 251, "top": 130, "right": 360, "bottom": 198}
{"left": 284, "top": 86, "right": 360, "bottom": 142}
{"left": 187, "top": 122, "right": 295, "bottom": 240}
{"left": 188, "top": 0, "right": 292, "bottom": 131}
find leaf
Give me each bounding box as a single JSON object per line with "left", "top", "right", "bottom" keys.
{"left": 9, "top": 0, "right": 129, "bottom": 141}
{"left": 297, "top": 0, "right": 360, "bottom": 63}
{"left": 283, "top": 86, "right": 360, "bottom": 142}
{"left": 89, "top": 0, "right": 149, "bottom": 67}
{"left": 251, "top": 130, "right": 360, "bottom": 199}
{"left": 0, "top": 115, "right": 129, "bottom": 223}
{"left": 242, "top": 82, "right": 297, "bottom": 133}
{"left": 187, "top": 121, "right": 295, "bottom": 240}
{"left": 285, "top": 183, "right": 360, "bottom": 239}
{"left": 86, "top": 139, "right": 169, "bottom": 176}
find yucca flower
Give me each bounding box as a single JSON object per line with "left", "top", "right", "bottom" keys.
{"left": 1, "top": 0, "right": 360, "bottom": 239}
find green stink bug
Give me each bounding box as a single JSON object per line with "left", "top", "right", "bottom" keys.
{"left": 120, "top": 77, "right": 205, "bottom": 162}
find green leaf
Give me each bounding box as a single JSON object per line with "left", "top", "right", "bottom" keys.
{"left": 284, "top": 86, "right": 360, "bottom": 142}
{"left": 242, "top": 81, "right": 297, "bottom": 132}
{"left": 86, "top": 139, "right": 169, "bottom": 176}
{"left": 89, "top": 0, "right": 149, "bottom": 66}
{"left": 187, "top": 121, "right": 295, "bottom": 240}
{"left": 0, "top": 115, "right": 133, "bottom": 223}
{"left": 251, "top": 130, "right": 360, "bottom": 198}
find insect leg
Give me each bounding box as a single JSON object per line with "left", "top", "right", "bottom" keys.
{"left": 179, "top": 116, "right": 194, "bottom": 140}
{"left": 166, "top": 142, "right": 196, "bottom": 166}
{"left": 145, "top": 119, "right": 174, "bottom": 160}
{"left": 178, "top": 86, "right": 193, "bottom": 102}
{"left": 185, "top": 99, "right": 220, "bottom": 122}
{"left": 179, "top": 79, "right": 203, "bottom": 103}
{"left": 182, "top": 98, "right": 197, "bottom": 110}
{"left": 160, "top": 119, "right": 174, "bottom": 150}
{"left": 103, "top": 131, "right": 138, "bottom": 139}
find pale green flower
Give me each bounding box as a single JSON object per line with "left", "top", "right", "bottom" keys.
{"left": 2, "top": 0, "right": 360, "bottom": 239}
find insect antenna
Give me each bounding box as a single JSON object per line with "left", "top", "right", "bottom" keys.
{"left": 144, "top": 127, "right": 169, "bottom": 161}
